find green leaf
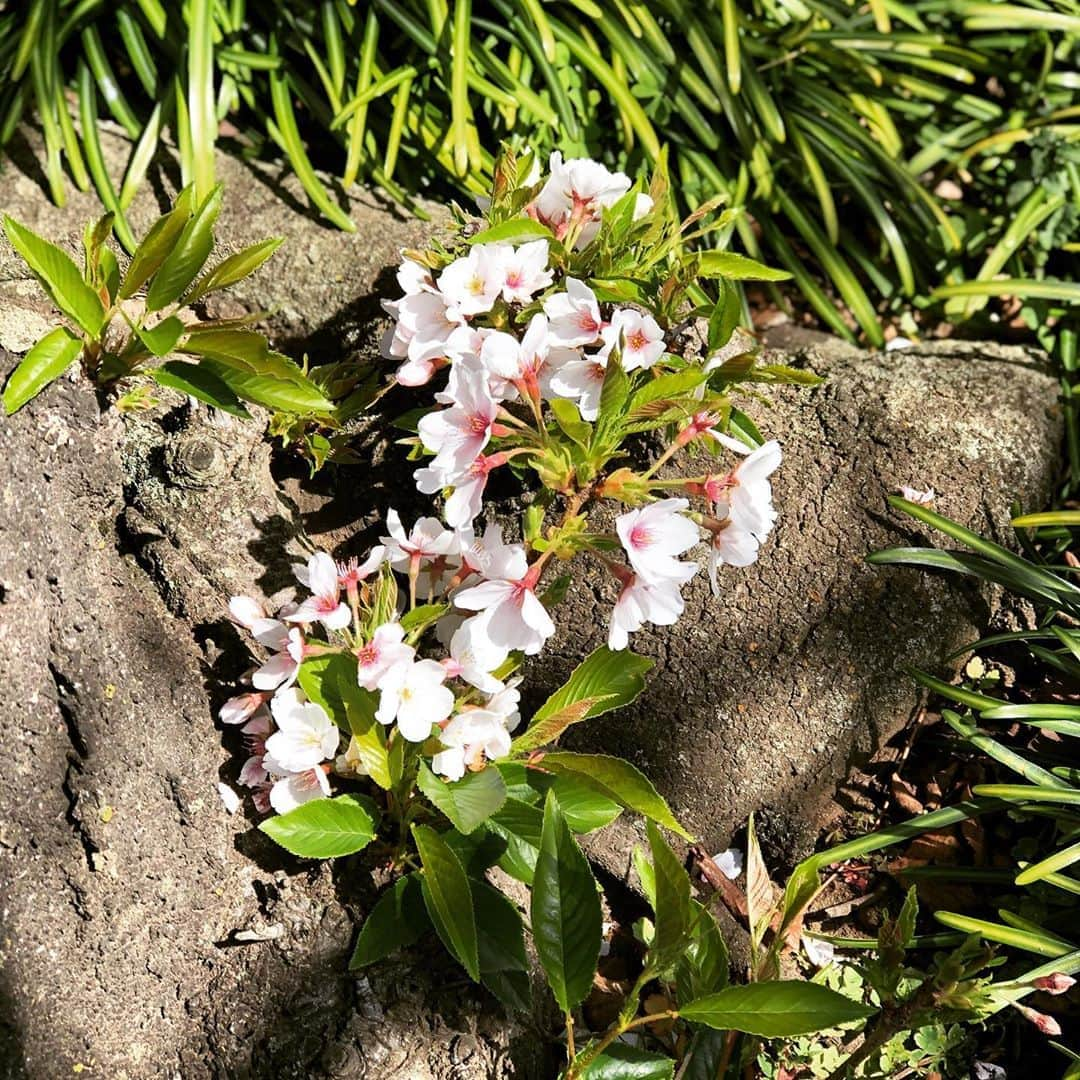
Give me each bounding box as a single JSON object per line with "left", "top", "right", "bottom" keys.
{"left": 473, "top": 880, "right": 531, "bottom": 1010}
{"left": 530, "top": 791, "right": 602, "bottom": 1013}
{"left": 675, "top": 901, "right": 729, "bottom": 1002}
{"left": 349, "top": 873, "right": 430, "bottom": 968}
{"left": 679, "top": 981, "right": 874, "bottom": 1036}
{"left": 628, "top": 370, "right": 708, "bottom": 415}
{"left": 707, "top": 279, "right": 742, "bottom": 353}
{"left": 150, "top": 361, "right": 250, "bottom": 418}
{"left": 468, "top": 218, "right": 554, "bottom": 245}
{"left": 145, "top": 184, "right": 224, "bottom": 311}
{"left": 512, "top": 698, "right": 606, "bottom": 754}
{"left": 550, "top": 773, "right": 624, "bottom": 833}
{"left": 680, "top": 1028, "right": 730, "bottom": 1080}
{"left": 532, "top": 646, "right": 653, "bottom": 725}
{"left": 489, "top": 797, "right": 544, "bottom": 884}
{"left": 400, "top": 602, "right": 449, "bottom": 635}
{"left": 3, "top": 216, "right": 105, "bottom": 337}
{"left": 119, "top": 186, "right": 196, "bottom": 299}
{"left": 549, "top": 397, "right": 593, "bottom": 450}
{"left": 135, "top": 316, "right": 185, "bottom": 357}
{"left": 540, "top": 752, "right": 691, "bottom": 840}
{"left": 259, "top": 793, "right": 379, "bottom": 859}
{"left": 580, "top": 1044, "right": 675, "bottom": 1079}
{"left": 186, "top": 237, "right": 285, "bottom": 303}
{"left": 413, "top": 823, "right": 481, "bottom": 981}
{"left": 417, "top": 761, "right": 507, "bottom": 834}
{"left": 3, "top": 326, "right": 82, "bottom": 414}
{"left": 646, "top": 820, "right": 693, "bottom": 972}
{"left": 698, "top": 251, "right": 792, "bottom": 281}
{"left": 199, "top": 356, "right": 335, "bottom": 415}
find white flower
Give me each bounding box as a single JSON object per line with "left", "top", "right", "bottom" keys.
{"left": 547, "top": 352, "right": 607, "bottom": 421}
{"left": 217, "top": 782, "right": 242, "bottom": 814}
{"left": 431, "top": 682, "right": 520, "bottom": 780}
{"left": 375, "top": 657, "right": 455, "bottom": 741}
{"left": 417, "top": 358, "right": 498, "bottom": 475}
{"left": 479, "top": 314, "right": 577, "bottom": 401}
{"left": 219, "top": 692, "right": 266, "bottom": 726}
{"left": 500, "top": 239, "right": 554, "bottom": 303}
{"left": 453, "top": 535, "right": 554, "bottom": 655}
{"left": 355, "top": 621, "right": 415, "bottom": 691}
{"left": 386, "top": 291, "right": 461, "bottom": 361}
{"left": 438, "top": 243, "right": 508, "bottom": 318}
{"left": 900, "top": 484, "right": 936, "bottom": 505}
{"left": 382, "top": 509, "right": 457, "bottom": 572}
{"left": 443, "top": 613, "right": 509, "bottom": 693}
{"left": 616, "top": 499, "right": 700, "bottom": 583}
{"left": 802, "top": 936, "right": 835, "bottom": 968}
{"left": 252, "top": 623, "right": 305, "bottom": 691}
{"left": 337, "top": 547, "right": 386, "bottom": 592}
{"left": 633, "top": 192, "right": 654, "bottom": 220}
{"left": 608, "top": 573, "right": 692, "bottom": 651}
{"left": 419, "top": 453, "right": 503, "bottom": 530}
{"left": 532, "top": 152, "right": 631, "bottom": 247}
{"left": 264, "top": 688, "right": 340, "bottom": 772}
{"left": 268, "top": 766, "right": 331, "bottom": 815}
{"left": 601, "top": 308, "right": 665, "bottom": 372}
{"left": 285, "top": 552, "right": 352, "bottom": 631}
{"left": 543, "top": 278, "right": 605, "bottom": 347}
{"left": 229, "top": 595, "right": 268, "bottom": 629}
{"left": 397, "top": 258, "right": 435, "bottom": 295}
{"left": 713, "top": 848, "right": 743, "bottom": 880}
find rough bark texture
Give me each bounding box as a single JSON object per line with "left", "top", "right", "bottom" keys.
{"left": 0, "top": 129, "right": 1065, "bottom": 1077}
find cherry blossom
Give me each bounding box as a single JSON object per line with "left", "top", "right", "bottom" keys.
{"left": 546, "top": 351, "right": 607, "bottom": 421}
{"left": 616, "top": 498, "right": 700, "bottom": 583}
{"left": 266, "top": 765, "right": 331, "bottom": 815}
{"left": 532, "top": 152, "right": 631, "bottom": 247}
{"left": 601, "top": 308, "right": 666, "bottom": 372}
{"left": 431, "top": 682, "right": 520, "bottom": 780}
{"left": 442, "top": 612, "right": 509, "bottom": 693}
{"left": 454, "top": 552, "right": 555, "bottom": 655}
{"left": 417, "top": 358, "right": 499, "bottom": 475}
{"left": 355, "top": 621, "right": 415, "bottom": 691}
{"left": 479, "top": 313, "right": 578, "bottom": 402}
{"left": 382, "top": 510, "right": 457, "bottom": 573}
{"left": 543, "top": 278, "right": 605, "bottom": 347}
{"left": 286, "top": 551, "right": 352, "bottom": 630}
{"left": 264, "top": 689, "right": 340, "bottom": 773}
{"left": 438, "top": 243, "right": 508, "bottom": 318}
{"left": 337, "top": 547, "right": 386, "bottom": 595}
{"left": 375, "top": 657, "right": 455, "bottom": 741}
{"left": 219, "top": 691, "right": 267, "bottom": 726}
{"left": 251, "top": 623, "right": 305, "bottom": 691}
{"left": 500, "top": 239, "right": 554, "bottom": 303}
{"left": 608, "top": 572, "right": 693, "bottom": 651}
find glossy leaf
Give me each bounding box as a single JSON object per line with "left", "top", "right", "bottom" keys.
{"left": 135, "top": 316, "right": 185, "bottom": 357}
{"left": 149, "top": 361, "right": 250, "bottom": 418}
{"left": 531, "top": 791, "right": 602, "bottom": 1012}
{"left": 417, "top": 761, "right": 507, "bottom": 834}
{"left": 473, "top": 880, "right": 531, "bottom": 1010}
{"left": 580, "top": 1044, "right": 675, "bottom": 1079}
{"left": 119, "top": 187, "right": 196, "bottom": 300}
{"left": 349, "top": 873, "right": 429, "bottom": 968}
{"left": 531, "top": 647, "right": 653, "bottom": 725}
{"left": 3, "top": 216, "right": 105, "bottom": 336}
{"left": 259, "top": 794, "right": 379, "bottom": 858}
{"left": 145, "top": 184, "right": 224, "bottom": 311}
{"left": 698, "top": 251, "right": 793, "bottom": 281}
{"left": 3, "top": 326, "right": 82, "bottom": 414}
{"left": 679, "top": 981, "right": 874, "bottom": 1036}
{"left": 646, "top": 820, "right": 693, "bottom": 972}
{"left": 186, "top": 237, "right": 285, "bottom": 303}
{"left": 413, "top": 823, "right": 480, "bottom": 981}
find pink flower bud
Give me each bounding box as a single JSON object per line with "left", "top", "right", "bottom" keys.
{"left": 1033, "top": 973, "right": 1076, "bottom": 995}
{"left": 1014, "top": 1002, "right": 1063, "bottom": 1036}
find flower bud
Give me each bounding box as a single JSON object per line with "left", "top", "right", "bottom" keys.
{"left": 1033, "top": 973, "right": 1076, "bottom": 995}
{"left": 1013, "top": 1002, "right": 1063, "bottom": 1036}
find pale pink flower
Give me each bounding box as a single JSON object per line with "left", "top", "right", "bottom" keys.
{"left": 417, "top": 358, "right": 498, "bottom": 475}
{"left": 337, "top": 547, "right": 385, "bottom": 594}
{"left": 286, "top": 552, "right": 351, "bottom": 631}
{"left": 547, "top": 352, "right": 607, "bottom": 420}
{"left": 264, "top": 689, "right": 340, "bottom": 773}
{"left": 355, "top": 622, "right": 415, "bottom": 691}
{"left": 381, "top": 510, "right": 457, "bottom": 573}
{"left": 375, "top": 657, "right": 455, "bottom": 741}
{"left": 479, "top": 314, "right": 577, "bottom": 401}
{"left": 251, "top": 623, "right": 305, "bottom": 691}
{"left": 438, "top": 243, "right": 509, "bottom": 318}
{"left": 453, "top": 551, "right": 555, "bottom": 656}
{"left": 500, "top": 240, "right": 554, "bottom": 303}
{"left": 900, "top": 484, "right": 936, "bottom": 505}
{"left": 1012, "top": 1001, "right": 1062, "bottom": 1036}
{"left": 608, "top": 573, "right": 692, "bottom": 651}
{"left": 442, "top": 612, "right": 509, "bottom": 693}
{"left": 532, "top": 152, "right": 631, "bottom": 248}
{"left": 1033, "top": 973, "right": 1076, "bottom": 995}
{"left": 267, "top": 766, "right": 331, "bottom": 815}
{"left": 219, "top": 691, "right": 267, "bottom": 726}
{"left": 616, "top": 498, "right": 699, "bottom": 583}
{"left": 543, "top": 278, "right": 605, "bottom": 347}
{"left": 601, "top": 308, "right": 665, "bottom": 372}
{"left": 431, "top": 681, "right": 520, "bottom": 780}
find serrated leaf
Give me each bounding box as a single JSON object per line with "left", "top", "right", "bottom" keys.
{"left": 186, "top": 236, "right": 284, "bottom": 303}
{"left": 680, "top": 1028, "right": 729, "bottom": 1080}
{"left": 531, "top": 646, "right": 653, "bottom": 726}
{"left": 628, "top": 369, "right": 708, "bottom": 416}
{"left": 531, "top": 791, "right": 602, "bottom": 1012}
{"left": 679, "top": 981, "right": 874, "bottom": 1036}
{"left": 539, "top": 752, "right": 691, "bottom": 839}
{"left": 3, "top": 216, "right": 105, "bottom": 336}
{"left": 3, "top": 326, "right": 82, "bottom": 414}
{"left": 549, "top": 397, "right": 592, "bottom": 449}
{"left": 511, "top": 698, "right": 604, "bottom": 753}
{"left": 413, "top": 823, "right": 480, "bottom": 981}
{"left": 580, "top": 1044, "right": 675, "bottom": 1079}
{"left": 468, "top": 218, "right": 553, "bottom": 245}
{"left": 418, "top": 761, "right": 507, "bottom": 834}
{"left": 697, "top": 251, "right": 792, "bottom": 281}
{"left": 707, "top": 278, "right": 742, "bottom": 352}
{"left": 200, "top": 356, "right": 335, "bottom": 415}
{"left": 150, "top": 361, "right": 250, "bottom": 417}
{"left": 135, "top": 316, "right": 185, "bottom": 357}
{"left": 119, "top": 186, "right": 196, "bottom": 299}
{"left": 259, "top": 793, "right": 378, "bottom": 858}
{"left": 349, "top": 873, "right": 429, "bottom": 968}
{"left": 146, "top": 184, "right": 223, "bottom": 310}
{"left": 646, "top": 820, "right": 692, "bottom": 973}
